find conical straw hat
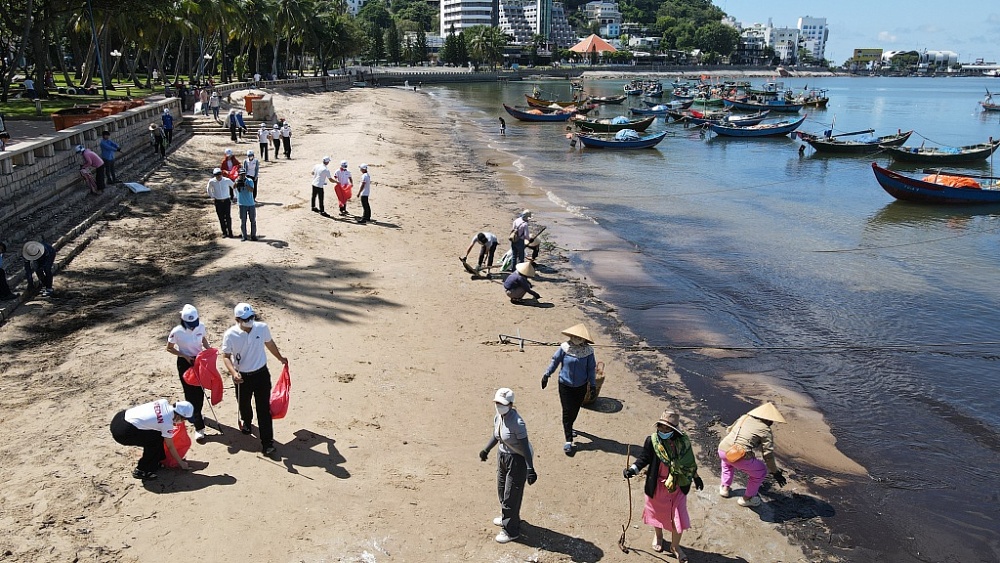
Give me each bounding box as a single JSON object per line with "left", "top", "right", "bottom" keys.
{"left": 747, "top": 402, "right": 786, "bottom": 423}
{"left": 515, "top": 262, "right": 535, "bottom": 277}
{"left": 561, "top": 323, "right": 593, "bottom": 344}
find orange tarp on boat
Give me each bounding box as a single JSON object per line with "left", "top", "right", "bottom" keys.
{"left": 922, "top": 175, "right": 981, "bottom": 189}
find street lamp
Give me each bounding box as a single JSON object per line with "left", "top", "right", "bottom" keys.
{"left": 202, "top": 53, "right": 213, "bottom": 84}
{"left": 110, "top": 50, "right": 122, "bottom": 83}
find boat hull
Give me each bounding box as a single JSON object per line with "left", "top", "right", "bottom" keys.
{"left": 503, "top": 104, "right": 575, "bottom": 122}
{"left": 884, "top": 140, "right": 1000, "bottom": 164}
{"left": 723, "top": 98, "right": 804, "bottom": 113}
{"left": 799, "top": 130, "right": 913, "bottom": 154}
{"left": 577, "top": 131, "right": 668, "bottom": 149}
{"left": 574, "top": 116, "right": 655, "bottom": 132}
{"left": 871, "top": 163, "right": 1000, "bottom": 204}
{"left": 525, "top": 94, "right": 579, "bottom": 108}
{"left": 708, "top": 114, "right": 806, "bottom": 137}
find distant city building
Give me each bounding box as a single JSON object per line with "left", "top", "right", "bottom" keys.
{"left": 629, "top": 36, "right": 661, "bottom": 50}
{"left": 584, "top": 1, "right": 622, "bottom": 38}
{"left": 345, "top": 0, "right": 368, "bottom": 16}
{"left": 918, "top": 49, "right": 959, "bottom": 70}
{"left": 440, "top": 0, "right": 498, "bottom": 37}
{"left": 797, "top": 16, "right": 827, "bottom": 62}
{"left": 734, "top": 21, "right": 769, "bottom": 65}
{"left": 499, "top": 0, "right": 574, "bottom": 47}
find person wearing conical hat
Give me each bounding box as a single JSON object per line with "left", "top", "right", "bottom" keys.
{"left": 502, "top": 261, "right": 540, "bottom": 304}
{"left": 717, "top": 402, "right": 788, "bottom": 508}
{"left": 541, "top": 323, "right": 598, "bottom": 455}
{"left": 21, "top": 240, "right": 56, "bottom": 297}
{"left": 623, "top": 409, "right": 703, "bottom": 559}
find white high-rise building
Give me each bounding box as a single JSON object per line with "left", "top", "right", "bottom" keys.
{"left": 764, "top": 19, "right": 800, "bottom": 64}
{"left": 498, "top": 0, "right": 574, "bottom": 47}
{"left": 440, "top": 0, "right": 498, "bottom": 37}
{"left": 797, "top": 16, "right": 828, "bottom": 63}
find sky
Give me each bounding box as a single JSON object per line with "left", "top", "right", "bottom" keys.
{"left": 714, "top": 0, "right": 1000, "bottom": 65}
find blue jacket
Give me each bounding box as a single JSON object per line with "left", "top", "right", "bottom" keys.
{"left": 235, "top": 179, "right": 256, "bottom": 206}
{"left": 99, "top": 138, "right": 120, "bottom": 161}
{"left": 23, "top": 242, "right": 56, "bottom": 280}
{"left": 161, "top": 113, "right": 174, "bottom": 130}
{"left": 543, "top": 343, "right": 597, "bottom": 388}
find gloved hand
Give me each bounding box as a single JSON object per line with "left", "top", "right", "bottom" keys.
{"left": 623, "top": 467, "right": 636, "bottom": 479}
{"left": 526, "top": 469, "right": 537, "bottom": 485}
{"left": 772, "top": 470, "right": 787, "bottom": 487}
{"left": 541, "top": 376, "right": 549, "bottom": 389}
{"left": 693, "top": 476, "right": 704, "bottom": 491}
{"left": 479, "top": 449, "right": 488, "bottom": 462}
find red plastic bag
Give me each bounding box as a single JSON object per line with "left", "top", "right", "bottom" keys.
{"left": 162, "top": 421, "right": 191, "bottom": 468}
{"left": 182, "top": 348, "right": 225, "bottom": 405}
{"left": 269, "top": 365, "right": 291, "bottom": 419}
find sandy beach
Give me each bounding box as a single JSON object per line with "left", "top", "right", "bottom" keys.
{"left": 0, "top": 87, "right": 858, "bottom": 562}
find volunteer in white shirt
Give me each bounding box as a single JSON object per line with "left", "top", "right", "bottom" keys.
{"left": 221, "top": 302, "right": 288, "bottom": 456}
{"left": 257, "top": 124, "right": 270, "bottom": 161}
{"left": 111, "top": 399, "right": 193, "bottom": 480}
{"left": 166, "top": 304, "right": 210, "bottom": 442}
{"left": 243, "top": 150, "right": 261, "bottom": 199}
{"left": 311, "top": 156, "right": 334, "bottom": 215}
{"left": 207, "top": 168, "right": 236, "bottom": 238}
{"left": 356, "top": 163, "right": 372, "bottom": 224}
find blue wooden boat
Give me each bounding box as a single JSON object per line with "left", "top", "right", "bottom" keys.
{"left": 671, "top": 109, "right": 770, "bottom": 127}
{"left": 707, "top": 114, "right": 806, "bottom": 137}
{"left": 882, "top": 139, "right": 1000, "bottom": 164}
{"left": 577, "top": 130, "right": 668, "bottom": 149}
{"left": 723, "top": 97, "right": 804, "bottom": 113}
{"left": 503, "top": 103, "right": 576, "bottom": 122}
{"left": 871, "top": 163, "right": 1000, "bottom": 204}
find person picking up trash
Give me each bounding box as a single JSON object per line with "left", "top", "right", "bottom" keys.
{"left": 110, "top": 399, "right": 194, "bottom": 480}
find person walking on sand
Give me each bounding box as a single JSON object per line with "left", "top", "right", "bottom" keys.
{"left": 22, "top": 240, "right": 56, "bottom": 297}
{"left": 311, "top": 156, "right": 334, "bottom": 215}
{"left": 510, "top": 209, "right": 532, "bottom": 267}
{"left": 243, "top": 150, "right": 260, "bottom": 200}
{"left": 499, "top": 116, "right": 506, "bottom": 136}
{"left": 76, "top": 144, "right": 105, "bottom": 194}
{"left": 257, "top": 124, "right": 270, "bottom": 162}
{"left": 207, "top": 168, "right": 236, "bottom": 238}
{"left": 161, "top": 108, "right": 175, "bottom": 144}
{"left": 200, "top": 89, "right": 210, "bottom": 115}
{"left": 221, "top": 302, "right": 289, "bottom": 456}
{"left": 166, "top": 304, "right": 210, "bottom": 442}
{"left": 221, "top": 148, "right": 241, "bottom": 180}
{"left": 503, "top": 262, "right": 540, "bottom": 304}
{"left": 235, "top": 171, "right": 257, "bottom": 241}
{"left": 209, "top": 91, "right": 221, "bottom": 121}
{"left": 149, "top": 124, "right": 166, "bottom": 158}
{"left": 717, "top": 402, "right": 788, "bottom": 508}
{"left": 110, "top": 398, "right": 193, "bottom": 480}
{"left": 462, "top": 232, "right": 499, "bottom": 278}
{"left": 227, "top": 109, "right": 239, "bottom": 142}
{"left": 333, "top": 160, "right": 353, "bottom": 216}
{"left": 356, "top": 163, "right": 372, "bottom": 224}
{"left": 623, "top": 409, "right": 704, "bottom": 561}
{"left": 271, "top": 124, "right": 281, "bottom": 156}
{"left": 541, "top": 323, "right": 597, "bottom": 456}
{"left": 280, "top": 122, "right": 292, "bottom": 159}
{"left": 479, "top": 388, "right": 537, "bottom": 544}
{"left": 99, "top": 130, "right": 121, "bottom": 184}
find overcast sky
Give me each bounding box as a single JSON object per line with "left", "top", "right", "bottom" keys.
{"left": 714, "top": 0, "right": 1000, "bottom": 64}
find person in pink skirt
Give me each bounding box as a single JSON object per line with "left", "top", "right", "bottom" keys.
{"left": 623, "top": 410, "right": 703, "bottom": 561}
{"left": 716, "top": 402, "right": 788, "bottom": 508}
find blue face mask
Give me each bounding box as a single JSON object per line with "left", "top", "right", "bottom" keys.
{"left": 657, "top": 431, "right": 674, "bottom": 440}
{"left": 181, "top": 319, "right": 199, "bottom": 330}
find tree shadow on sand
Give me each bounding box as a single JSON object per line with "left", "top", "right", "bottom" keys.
{"left": 517, "top": 521, "right": 603, "bottom": 562}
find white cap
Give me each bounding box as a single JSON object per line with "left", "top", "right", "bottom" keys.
{"left": 340, "top": 160, "right": 348, "bottom": 168}
{"left": 273, "top": 124, "right": 279, "bottom": 129}
{"left": 173, "top": 401, "right": 194, "bottom": 419}
{"left": 234, "top": 302, "right": 255, "bottom": 319}
{"left": 212, "top": 167, "right": 222, "bottom": 175}
{"left": 225, "top": 149, "right": 233, "bottom": 156}
{"left": 74, "top": 144, "right": 85, "bottom": 153}
{"left": 322, "top": 156, "right": 331, "bottom": 163}
{"left": 359, "top": 163, "right": 368, "bottom": 170}
{"left": 179, "top": 304, "right": 199, "bottom": 322}
{"left": 520, "top": 209, "right": 532, "bottom": 219}
{"left": 494, "top": 388, "right": 514, "bottom": 405}
{"left": 246, "top": 150, "right": 254, "bottom": 156}
{"left": 163, "top": 108, "right": 170, "bottom": 113}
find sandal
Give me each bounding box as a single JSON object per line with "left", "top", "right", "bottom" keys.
{"left": 651, "top": 541, "right": 663, "bottom": 553}
{"left": 672, "top": 546, "right": 689, "bottom": 562}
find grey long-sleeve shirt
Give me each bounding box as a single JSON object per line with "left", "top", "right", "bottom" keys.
{"left": 483, "top": 409, "right": 534, "bottom": 470}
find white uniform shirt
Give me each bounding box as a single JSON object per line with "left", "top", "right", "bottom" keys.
{"left": 207, "top": 177, "right": 235, "bottom": 200}
{"left": 358, "top": 172, "right": 371, "bottom": 197}
{"left": 312, "top": 164, "right": 332, "bottom": 188}
{"left": 280, "top": 125, "right": 291, "bottom": 138}
{"left": 473, "top": 232, "right": 498, "bottom": 246}
{"left": 167, "top": 324, "right": 207, "bottom": 358}
{"left": 243, "top": 158, "right": 260, "bottom": 177}
{"left": 333, "top": 168, "right": 352, "bottom": 186}
{"left": 257, "top": 128, "right": 269, "bottom": 144}
{"left": 125, "top": 399, "right": 176, "bottom": 438}
{"left": 221, "top": 321, "right": 273, "bottom": 373}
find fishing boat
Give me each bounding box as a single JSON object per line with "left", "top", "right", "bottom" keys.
{"left": 573, "top": 115, "right": 656, "bottom": 133}
{"left": 723, "top": 97, "right": 804, "bottom": 113}
{"left": 797, "top": 129, "right": 913, "bottom": 154}
{"left": 525, "top": 94, "right": 583, "bottom": 108}
{"left": 590, "top": 95, "right": 627, "bottom": 104}
{"left": 795, "top": 88, "right": 830, "bottom": 108}
{"left": 503, "top": 104, "right": 576, "bottom": 122}
{"left": 871, "top": 163, "right": 1000, "bottom": 204}
{"left": 673, "top": 110, "right": 770, "bottom": 127}
{"left": 981, "top": 90, "right": 1000, "bottom": 112}
{"left": 623, "top": 85, "right": 643, "bottom": 96}
{"left": 882, "top": 139, "right": 1000, "bottom": 164}
{"left": 577, "top": 129, "right": 668, "bottom": 149}
{"left": 707, "top": 114, "right": 807, "bottom": 137}
{"left": 641, "top": 99, "right": 694, "bottom": 110}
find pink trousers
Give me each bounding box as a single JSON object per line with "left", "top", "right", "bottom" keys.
{"left": 718, "top": 449, "right": 767, "bottom": 498}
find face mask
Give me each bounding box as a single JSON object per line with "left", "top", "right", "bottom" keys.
{"left": 181, "top": 319, "right": 199, "bottom": 330}
{"left": 496, "top": 404, "right": 510, "bottom": 415}
{"left": 239, "top": 319, "right": 254, "bottom": 329}
{"left": 657, "top": 431, "right": 674, "bottom": 440}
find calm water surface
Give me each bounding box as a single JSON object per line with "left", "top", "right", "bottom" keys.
{"left": 429, "top": 76, "right": 1000, "bottom": 561}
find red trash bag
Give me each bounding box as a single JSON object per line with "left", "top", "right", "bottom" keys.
{"left": 182, "top": 348, "right": 224, "bottom": 405}
{"left": 162, "top": 421, "right": 191, "bottom": 468}
{"left": 270, "top": 365, "right": 291, "bottom": 419}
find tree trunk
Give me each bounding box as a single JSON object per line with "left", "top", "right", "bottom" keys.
{"left": 172, "top": 36, "right": 185, "bottom": 83}
{"left": 1, "top": 0, "right": 34, "bottom": 103}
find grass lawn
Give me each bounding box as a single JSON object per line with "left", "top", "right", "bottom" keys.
{"left": 1, "top": 85, "right": 158, "bottom": 120}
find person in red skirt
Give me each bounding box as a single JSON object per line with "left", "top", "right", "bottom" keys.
{"left": 623, "top": 410, "right": 703, "bottom": 561}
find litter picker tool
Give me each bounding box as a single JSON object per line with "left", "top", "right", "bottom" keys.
{"left": 619, "top": 445, "right": 633, "bottom": 553}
